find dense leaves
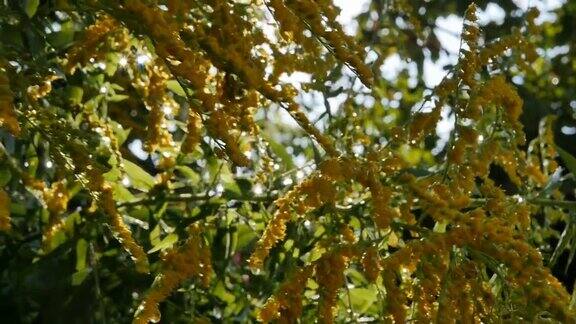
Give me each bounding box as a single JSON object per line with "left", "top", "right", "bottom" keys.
{"left": 0, "top": 0, "right": 575, "bottom": 323}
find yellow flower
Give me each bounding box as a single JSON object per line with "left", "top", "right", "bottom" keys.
{"left": 0, "top": 70, "right": 20, "bottom": 136}
{"left": 134, "top": 224, "right": 212, "bottom": 324}
{"left": 102, "top": 185, "right": 149, "bottom": 274}
{"left": 361, "top": 246, "right": 382, "bottom": 282}
{"left": 0, "top": 188, "right": 11, "bottom": 232}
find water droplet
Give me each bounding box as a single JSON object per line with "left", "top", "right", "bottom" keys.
{"left": 296, "top": 170, "right": 304, "bottom": 179}
{"left": 136, "top": 54, "right": 150, "bottom": 65}
{"left": 215, "top": 183, "right": 224, "bottom": 195}
{"left": 118, "top": 56, "right": 128, "bottom": 66}
{"left": 252, "top": 183, "right": 264, "bottom": 195}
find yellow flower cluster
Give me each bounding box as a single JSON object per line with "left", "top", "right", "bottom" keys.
{"left": 259, "top": 244, "right": 358, "bottom": 323}
{"left": 0, "top": 188, "right": 11, "bottom": 232}
{"left": 31, "top": 1, "right": 571, "bottom": 321}
{"left": 315, "top": 248, "right": 353, "bottom": 324}
{"left": 340, "top": 225, "right": 356, "bottom": 244}
{"left": 27, "top": 75, "right": 59, "bottom": 101}
{"left": 251, "top": 149, "right": 419, "bottom": 269}
{"left": 136, "top": 64, "right": 176, "bottom": 152}
{"left": 123, "top": 0, "right": 264, "bottom": 165}
{"left": 0, "top": 68, "right": 20, "bottom": 136}
{"left": 476, "top": 75, "right": 523, "bottom": 124}
{"left": 101, "top": 184, "right": 149, "bottom": 274}
{"left": 459, "top": 3, "right": 481, "bottom": 89}
{"left": 436, "top": 260, "right": 484, "bottom": 323}
{"left": 479, "top": 29, "right": 538, "bottom": 72}
{"left": 409, "top": 106, "right": 441, "bottom": 141}
{"left": 266, "top": 0, "right": 328, "bottom": 82}
{"left": 361, "top": 246, "right": 382, "bottom": 282}
{"left": 412, "top": 255, "right": 449, "bottom": 321}
{"left": 65, "top": 15, "right": 119, "bottom": 73}
{"left": 134, "top": 224, "right": 212, "bottom": 324}
{"left": 416, "top": 3, "right": 479, "bottom": 129}
{"left": 269, "top": 0, "right": 373, "bottom": 87}
{"left": 369, "top": 211, "right": 574, "bottom": 322}
{"left": 382, "top": 268, "right": 408, "bottom": 323}
{"left": 525, "top": 116, "right": 557, "bottom": 186}
{"left": 249, "top": 204, "right": 291, "bottom": 269}
{"left": 258, "top": 266, "right": 313, "bottom": 323}
{"left": 125, "top": 4, "right": 209, "bottom": 94}
{"left": 251, "top": 152, "right": 409, "bottom": 269}
{"left": 249, "top": 171, "right": 337, "bottom": 268}
{"left": 463, "top": 217, "right": 574, "bottom": 322}
{"left": 43, "top": 181, "right": 69, "bottom": 215}
{"left": 180, "top": 109, "right": 202, "bottom": 154}
{"left": 42, "top": 181, "right": 70, "bottom": 250}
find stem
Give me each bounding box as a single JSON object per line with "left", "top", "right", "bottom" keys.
{"left": 117, "top": 192, "right": 275, "bottom": 208}
{"left": 89, "top": 242, "right": 106, "bottom": 324}
{"left": 472, "top": 197, "right": 576, "bottom": 210}
{"left": 526, "top": 198, "right": 576, "bottom": 210}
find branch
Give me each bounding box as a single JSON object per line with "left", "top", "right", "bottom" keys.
{"left": 117, "top": 192, "right": 276, "bottom": 208}
{"left": 472, "top": 197, "right": 576, "bottom": 211}
{"left": 527, "top": 198, "right": 576, "bottom": 210}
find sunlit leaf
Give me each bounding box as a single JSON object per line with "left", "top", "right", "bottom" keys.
{"left": 24, "top": 0, "right": 40, "bottom": 17}
{"left": 123, "top": 159, "right": 155, "bottom": 191}
{"left": 166, "top": 80, "right": 186, "bottom": 97}
{"left": 148, "top": 233, "right": 178, "bottom": 253}
{"left": 75, "top": 239, "right": 88, "bottom": 271}
{"left": 556, "top": 144, "right": 576, "bottom": 176}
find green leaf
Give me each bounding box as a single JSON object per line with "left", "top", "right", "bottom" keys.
{"left": 175, "top": 165, "right": 201, "bottom": 184}
{"left": 103, "top": 166, "right": 122, "bottom": 182}
{"left": 302, "top": 244, "right": 326, "bottom": 263}
{"left": 235, "top": 224, "right": 257, "bottom": 250}
{"left": 109, "top": 94, "right": 129, "bottom": 102}
{"left": 311, "top": 140, "right": 323, "bottom": 165}
{"left": 166, "top": 80, "right": 186, "bottom": 97}
{"left": 0, "top": 168, "right": 11, "bottom": 187}
{"left": 213, "top": 281, "right": 235, "bottom": 304}
{"left": 10, "top": 202, "right": 26, "bottom": 215}
{"left": 266, "top": 136, "right": 294, "bottom": 169}
{"left": 215, "top": 163, "right": 242, "bottom": 197}
{"left": 109, "top": 121, "right": 131, "bottom": 145}
{"left": 62, "top": 212, "right": 82, "bottom": 235}
{"left": 71, "top": 269, "right": 90, "bottom": 286}
{"left": 24, "top": 0, "right": 40, "bottom": 18}
{"left": 75, "top": 239, "right": 88, "bottom": 271}
{"left": 538, "top": 167, "right": 564, "bottom": 198}
{"left": 149, "top": 225, "right": 161, "bottom": 246}
{"left": 47, "top": 21, "right": 75, "bottom": 48}
{"left": 123, "top": 159, "right": 155, "bottom": 191}
{"left": 148, "top": 233, "right": 179, "bottom": 253}
{"left": 550, "top": 218, "right": 574, "bottom": 267}
{"left": 555, "top": 144, "right": 576, "bottom": 176}
{"left": 66, "top": 86, "right": 84, "bottom": 106}
{"left": 109, "top": 182, "right": 135, "bottom": 203}
{"left": 433, "top": 220, "right": 448, "bottom": 233}
{"left": 348, "top": 287, "right": 378, "bottom": 313}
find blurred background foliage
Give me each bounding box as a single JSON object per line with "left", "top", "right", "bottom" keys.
{"left": 0, "top": 0, "right": 575, "bottom": 323}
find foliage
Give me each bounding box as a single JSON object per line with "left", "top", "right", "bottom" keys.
{"left": 0, "top": 0, "right": 576, "bottom": 323}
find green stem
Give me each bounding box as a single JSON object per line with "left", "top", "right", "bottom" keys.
{"left": 117, "top": 193, "right": 275, "bottom": 208}
{"left": 472, "top": 197, "right": 576, "bottom": 210}
{"left": 526, "top": 198, "right": 576, "bottom": 210}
